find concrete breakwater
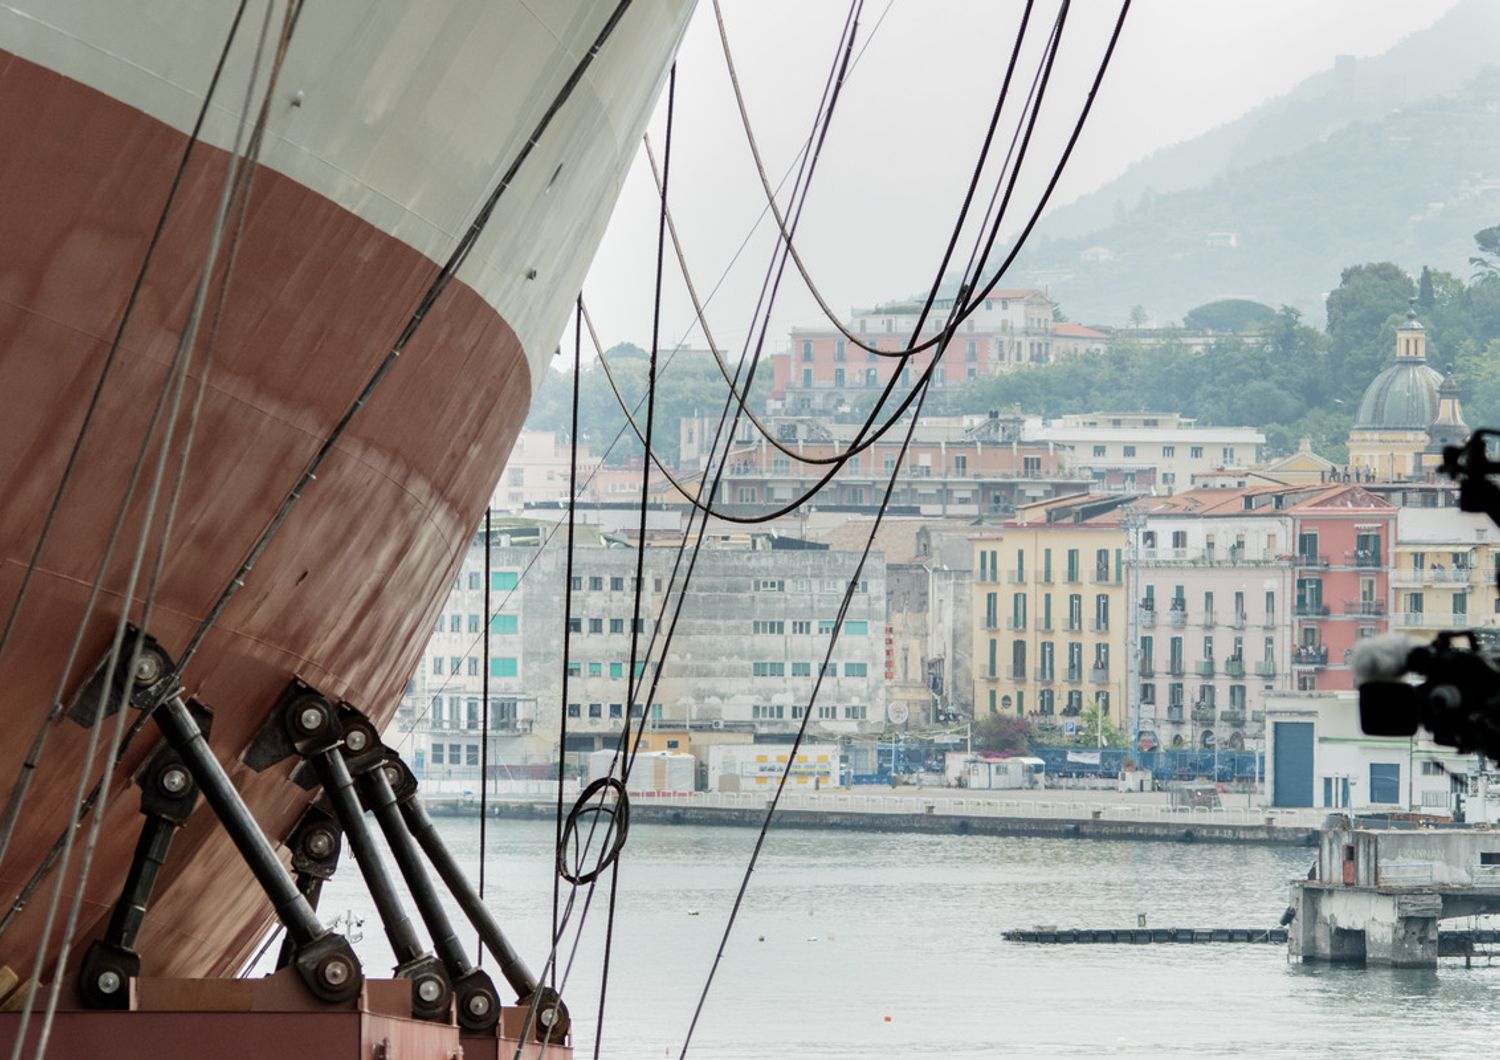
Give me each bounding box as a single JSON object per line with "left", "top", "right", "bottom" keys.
{"left": 426, "top": 791, "right": 1321, "bottom": 846}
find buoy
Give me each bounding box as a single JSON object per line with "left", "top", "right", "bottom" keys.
{"left": 687, "top": 910, "right": 700, "bottom": 917}
{"left": 883, "top": 1015, "right": 892, "bottom": 1023}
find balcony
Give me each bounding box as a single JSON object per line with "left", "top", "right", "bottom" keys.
{"left": 1008, "top": 667, "right": 1027, "bottom": 681}
{"left": 1090, "top": 665, "right": 1110, "bottom": 683}
{"left": 1037, "top": 619, "right": 1054, "bottom": 632}
{"left": 1297, "top": 552, "right": 1329, "bottom": 569}
{"left": 1224, "top": 658, "right": 1245, "bottom": 678}
{"left": 1394, "top": 612, "right": 1471, "bottom": 629}
{"left": 1191, "top": 704, "right": 1217, "bottom": 724}
{"left": 1138, "top": 607, "right": 1157, "bottom": 629}
{"left": 1007, "top": 569, "right": 1026, "bottom": 584}
{"left": 1065, "top": 667, "right": 1084, "bottom": 683}
{"left": 1254, "top": 660, "right": 1276, "bottom": 678}
{"left": 1167, "top": 609, "right": 1187, "bottom": 628}
{"left": 1092, "top": 568, "right": 1120, "bottom": 585}
{"left": 1392, "top": 566, "right": 1475, "bottom": 587}
{"left": 983, "top": 617, "right": 999, "bottom": 631}
{"left": 1292, "top": 645, "right": 1329, "bottom": 667}
{"left": 1166, "top": 705, "right": 1185, "bottom": 723}
{"left": 1065, "top": 620, "right": 1083, "bottom": 633}
{"left": 1193, "top": 660, "right": 1215, "bottom": 676}
{"left": 1201, "top": 610, "right": 1217, "bottom": 628}
{"left": 1090, "top": 618, "right": 1110, "bottom": 633}
{"left": 1294, "top": 602, "right": 1330, "bottom": 618}
{"left": 1220, "top": 709, "right": 1247, "bottom": 728}
{"left": 1008, "top": 617, "right": 1027, "bottom": 631}
{"left": 1139, "top": 661, "right": 1155, "bottom": 678}
{"left": 1229, "top": 611, "right": 1247, "bottom": 629}
{"left": 1342, "top": 600, "right": 1386, "bottom": 617}
{"left": 1166, "top": 660, "right": 1185, "bottom": 676}
{"left": 1262, "top": 613, "right": 1278, "bottom": 629}
{"left": 1344, "top": 549, "right": 1385, "bottom": 569}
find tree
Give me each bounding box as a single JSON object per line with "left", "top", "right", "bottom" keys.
{"left": 1470, "top": 224, "right": 1500, "bottom": 278}
{"left": 1326, "top": 263, "right": 1415, "bottom": 397}
{"left": 1075, "top": 705, "right": 1126, "bottom": 749}
{"left": 973, "top": 713, "right": 1031, "bottom": 755}
{"left": 1417, "top": 266, "right": 1436, "bottom": 311}
{"left": 1455, "top": 339, "right": 1500, "bottom": 431}
{"left": 1128, "top": 304, "right": 1149, "bottom": 328}
{"left": 1183, "top": 298, "right": 1277, "bottom": 333}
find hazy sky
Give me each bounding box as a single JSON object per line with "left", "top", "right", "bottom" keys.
{"left": 579, "top": 0, "right": 1458, "bottom": 358}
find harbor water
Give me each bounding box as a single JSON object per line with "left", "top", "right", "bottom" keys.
{"left": 311, "top": 815, "right": 1500, "bottom": 1058}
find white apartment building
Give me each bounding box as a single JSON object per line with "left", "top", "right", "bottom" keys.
{"left": 1026, "top": 412, "right": 1265, "bottom": 493}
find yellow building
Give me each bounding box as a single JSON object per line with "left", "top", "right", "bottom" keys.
{"left": 1390, "top": 509, "right": 1500, "bottom": 643}
{"left": 971, "top": 495, "right": 1130, "bottom": 732}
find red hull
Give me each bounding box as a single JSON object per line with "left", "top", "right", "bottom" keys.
{"left": 0, "top": 51, "right": 529, "bottom": 980}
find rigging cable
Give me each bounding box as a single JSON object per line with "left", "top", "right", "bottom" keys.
{"left": 586, "top": 0, "right": 1056, "bottom": 520}
{"left": 677, "top": 5, "right": 1132, "bottom": 1054}
{"left": 479, "top": 501, "right": 492, "bottom": 967}
{"left": 592, "top": 58, "right": 675, "bottom": 1060}
{"left": 0, "top": 0, "right": 253, "bottom": 877}
{"left": 17, "top": 6, "right": 290, "bottom": 1057}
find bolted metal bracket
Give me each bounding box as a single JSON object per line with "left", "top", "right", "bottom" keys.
{"left": 65, "top": 626, "right": 175, "bottom": 727}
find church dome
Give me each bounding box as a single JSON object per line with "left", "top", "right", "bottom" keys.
{"left": 1352, "top": 360, "right": 1443, "bottom": 429}
{"left": 1352, "top": 300, "right": 1442, "bottom": 430}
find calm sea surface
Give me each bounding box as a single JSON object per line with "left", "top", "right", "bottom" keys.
{"left": 310, "top": 815, "right": 1500, "bottom": 1059}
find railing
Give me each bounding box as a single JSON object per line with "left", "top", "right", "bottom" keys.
{"left": 1139, "top": 661, "right": 1155, "bottom": 678}
{"left": 1065, "top": 668, "right": 1084, "bottom": 683}
{"left": 1191, "top": 705, "right": 1216, "bottom": 724}
{"left": 1297, "top": 553, "right": 1329, "bottom": 568}
{"left": 1008, "top": 616, "right": 1027, "bottom": 631}
{"left": 1224, "top": 659, "right": 1245, "bottom": 677}
{"left": 1220, "top": 710, "right": 1246, "bottom": 727}
{"left": 1254, "top": 660, "right": 1276, "bottom": 677}
{"left": 1292, "top": 646, "right": 1329, "bottom": 667}
{"left": 1193, "top": 660, "right": 1215, "bottom": 676}
{"left": 1392, "top": 567, "right": 1475, "bottom": 586}
{"left": 1093, "top": 569, "right": 1120, "bottom": 585}
{"left": 1344, "top": 550, "right": 1384, "bottom": 569}
{"left": 1165, "top": 706, "right": 1184, "bottom": 723}
{"left": 1294, "top": 602, "right": 1329, "bottom": 617}
{"left": 1089, "top": 666, "right": 1109, "bottom": 683}
{"left": 1038, "top": 619, "right": 1054, "bottom": 632}
{"left": 1166, "top": 661, "right": 1185, "bottom": 676}
{"left": 1393, "top": 612, "right": 1473, "bottom": 629}
{"left": 1139, "top": 608, "right": 1157, "bottom": 629}
{"left": 1229, "top": 612, "right": 1247, "bottom": 629}
{"left": 1343, "top": 600, "right": 1386, "bottom": 617}
{"left": 1168, "top": 610, "right": 1187, "bottom": 628}
{"left": 1090, "top": 618, "right": 1110, "bottom": 632}
{"left": 1008, "top": 666, "right": 1027, "bottom": 681}
{"left": 1008, "top": 569, "right": 1026, "bottom": 583}
{"left": 1201, "top": 610, "right": 1217, "bottom": 628}
{"left": 1262, "top": 614, "right": 1278, "bottom": 629}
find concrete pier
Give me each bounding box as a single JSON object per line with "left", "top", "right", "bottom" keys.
{"left": 1289, "top": 826, "right": 1500, "bottom": 968}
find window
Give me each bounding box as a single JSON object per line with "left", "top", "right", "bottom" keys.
{"left": 844, "top": 662, "right": 868, "bottom": 677}
{"left": 752, "top": 662, "right": 786, "bottom": 677}
{"left": 834, "top": 368, "right": 845, "bottom": 388}
{"left": 1092, "top": 445, "right": 1106, "bottom": 457}
{"left": 609, "top": 703, "right": 623, "bottom": 719}
{"left": 466, "top": 744, "right": 480, "bottom": 767}
{"left": 610, "top": 618, "right": 625, "bottom": 634}
{"left": 1066, "top": 549, "right": 1080, "bottom": 583}
{"left": 588, "top": 703, "right": 602, "bottom": 719}
{"left": 1042, "top": 549, "right": 1053, "bottom": 583}
{"left": 569, "top": 617, "right": 582, "bottom": 634}
{"left": 753, "top": 620, "right": 785, "bottom": 635}
{"left": 567, "top": 661, "right": 580, "bottom": 677}
{"left": 588, "top": 662, "right": 602, "bottom": 677}
{"left": 755, "top": 579, "right": 785, "bottom": 592}
{"left": 1068, "top": 594, "right": 1083, "bottom": 632}
{"left": 567, "top": 703, "right": 580, "bottom": 719}
{"left": 845, "top": 621, "right": 869, "bottom": 635}
{"left": 570, "top": 576, "right": 583, "bottom": 591}
{"left": 835, "top": 340, "right": 846, "bottom": 361}
{"left": 1123, "top": 445, "right": 1136, "bottom": 458}
{"left": 466, "top": 658, "right": 478, "bottom": 676}
{"left": 449, "top": 614, "right": 462, "bottom": 633}
{"left": 1011, "top": 641, "right": 1026, "bottom": 680}
{"left": 1094, "top": 595, "right": 1109, "bottom": 631}
{"left": 792, "top": 662, "right": 812, "bottom": 677}
{"left": 1455, "top": 591, "right": 1469, "bottom": 617}
{"left": 431, "top": 743, "right": 444, "bottom": 764}
{"left": 609, "top": 662, "right": 624, "bottom": 679}
{"left": 588, "top": 618, "right": 603, "bottom": 634}
{"left": 1141, "top": 683, "right": 1156, "bottom": 705}
{"left": 1369, "top": 763, "right": 1401, "bottom": 804}
{"left": 490, "top": 614, "right": 518, "bottom": 635}
{"left": 491, "top": 571, "right": 518, "bottom": 591}
{"left": 467, "top": 572, "right": 481, "bottom": 590}
{"left": 985, "top": 592, "right": 998, "bottom": 629}
{"left": 589, "top": 576, "right": 603, "bottom": 591}
{"left": 802, "top": 368, "right": 812, "bottom": 387}
{"left": 489, "top": 657, "right": 517, "bottom": 678}
{"left": 843, "top": 705, "right": 868, "bottom": 720}
{"left": 1011, "top": 593, "right": 1027, "bottom": 630}
{"left": 1162, "top": 445, "right": 1175, "bottom": 457}
{"left": 467, "top": 614, "right": 481, "bottom": 634}
{"left": 792, "top": 620, "right": 812, "bottom": 635}
{"left": 1039, "top": 642, "right": 1054, "bottom": 681}
{"left": 1190, "top": 446, "right": 1204, "bottom": 459}
{"left": 431, "top": 657, "right": 444, "bottom": 675}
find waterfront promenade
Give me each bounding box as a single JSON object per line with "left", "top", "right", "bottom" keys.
{"left": 419, "top": 781, "right": 1325, "bottom": 844}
